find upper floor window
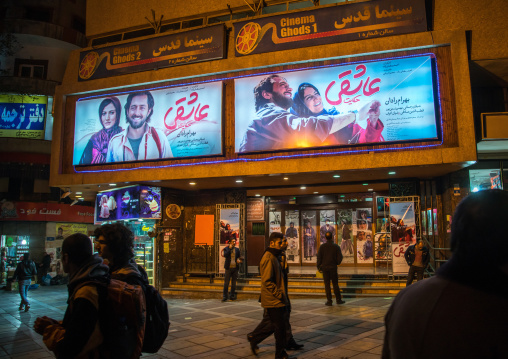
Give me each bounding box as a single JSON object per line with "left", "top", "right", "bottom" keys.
{"left": 25, "top": 7, "right": 53, "bottom": 22}
{"left": 14, "top": 59, "right": 48, "bottom": 79}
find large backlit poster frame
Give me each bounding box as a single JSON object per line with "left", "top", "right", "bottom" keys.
{"left": 74, "top": 81, "right": 223, "bottom": 165}
{"left": 235, "top": 54, "right": 440, "bottom": 153}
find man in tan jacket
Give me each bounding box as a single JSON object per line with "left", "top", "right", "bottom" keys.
{"left": 248, "top": 232, "right": 294, "bottom": 359}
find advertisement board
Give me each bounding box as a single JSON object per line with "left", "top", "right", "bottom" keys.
{"left": 0, "top": 95, "right": 47, "bottom": 139}
{"left": 219, "top": 208, "right": 241, "bottom": 274}
{"left": 95, "top": 185, "right": 161, "bottom": 222}
{"left": 74, "top": 81, "right": 223, "bottom": 165}
{"left": 235, "top": 55, "right": 440, "bottom": 153}
{"left": 390, "top": 201, "right": 416, "bottom": 274}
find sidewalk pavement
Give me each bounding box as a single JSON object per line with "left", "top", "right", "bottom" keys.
{"left": 0, "top": 285, "right": 392, "bottom": 358}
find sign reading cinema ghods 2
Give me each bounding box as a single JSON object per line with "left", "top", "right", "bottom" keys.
{"left": 74, "top": 81, "right": 223, "bottom": 165}
{"left": 234, "top": 0, "right": 426, "bottom": 57}
{"left": 235, "top": 55, "right": 440, "bottom": 153}
{"left": 78, "top": 25, "right": 225, "bottom": 81}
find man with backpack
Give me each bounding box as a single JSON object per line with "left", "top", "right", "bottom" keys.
{"left": 34, "top": 233, "right": 145, "bottom": 358}
{"left": 12, "top": 253, "right": 37, "bottom": 312}
{"left": 94, "top": 223, "right": 170, "bottom": 353}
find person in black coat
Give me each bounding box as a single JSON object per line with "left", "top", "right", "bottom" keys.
{"left": 222, "top": 238, "right": 242, "bottom": 301}
{"left": 13, "top": 253, "right": 37, "bottom": 311}
{"left": 317, "top": 232, "right": 344, "bottom": 305}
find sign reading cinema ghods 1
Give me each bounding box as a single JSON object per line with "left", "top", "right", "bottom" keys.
{"left": 234, "top": 0, "right": 426, "bottom": 56}
{"left": 78, "top": 25, "right": 225, "bottom": 81}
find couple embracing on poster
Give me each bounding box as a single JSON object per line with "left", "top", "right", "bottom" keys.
{"left": 239, "top": 74, "right": 384, "bottom": 153}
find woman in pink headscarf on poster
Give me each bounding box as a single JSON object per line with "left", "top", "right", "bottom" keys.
{"left": 79, "top": 97, "right": 123, "bottom": 165}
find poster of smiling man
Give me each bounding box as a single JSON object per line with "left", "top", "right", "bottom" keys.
{"left": 74, "top": 81, "right": 223, "bottom": 165}
{"left": 235, "top": 55, "right": 440, "bottom": 153}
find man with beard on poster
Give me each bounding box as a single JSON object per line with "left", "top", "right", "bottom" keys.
{"left": 107, "top": 91, "right": 172, "bottom": 162}
{"left": 239, "top": 74, "right": 376, "bottom": 152}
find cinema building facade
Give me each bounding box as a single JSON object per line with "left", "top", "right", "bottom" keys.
{"left": 50, "top": 0, "right": 508, "bottom": 287}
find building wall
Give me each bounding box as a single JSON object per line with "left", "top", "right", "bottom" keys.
{"left": 51, "top": 30, "right": 476, "bottom": 187}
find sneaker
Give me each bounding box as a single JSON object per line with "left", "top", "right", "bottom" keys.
{"left": 24, "top": 306, "right": 30, "bottom": 312}
{"left": 325, "top": 301, "right": 333, "bottom": 306}
{"left": 19, "top": 305, "right": 24, "bottom": 311}
{"left": 221, "top": 298, "right": 228, "bottom": 302}
{"left": 337, "top": 300, "right": 346, "bottom": 305}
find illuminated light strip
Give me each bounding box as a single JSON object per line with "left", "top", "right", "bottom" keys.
{"left": 75, "top": 52, "right": 444, "bottom": 174}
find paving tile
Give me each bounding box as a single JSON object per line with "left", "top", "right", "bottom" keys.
{"left": 339, "top": 339, "right": 380, "bottom": 351}
{"left": 367, "top": 344, "right": 383, "bottom": 354}
{"left": 203, "top": 338, "right": 240, "bottom": 349}
{"left": 172, "top": 344, "right": 211, "bottom": 357}
{"left": 350, "top": 352, "right": 381, "bottom": 358}
{"left": 317, "top": 347, "right": 361, "bottom": 358}
{"left": 366, "top": 331, "right": 385, "bottom": 340}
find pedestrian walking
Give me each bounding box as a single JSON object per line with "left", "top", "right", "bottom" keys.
{"left": 12, "top": 253, "right": 37, "bottom": 312}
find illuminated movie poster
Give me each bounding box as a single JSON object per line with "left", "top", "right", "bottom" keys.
{"left": 390, "top": 201, "right": 416, "bottom": 274}
{"left": 219, "top": 208, "right": 240, "bottom": 274}
{"left": 337, "top": 209, "right": 354, "bottom": 264}
{"left": 235, "top": 55, "right": 439, "bottom": 153}
{"left": 74, "top": 81, "right": 223, "bottom": 165}
{"left": 301, "top": 211, "right": 317, "bottom": 263}
{"left": 284, "top": 210, "right": 300, "bottom": 264}
{"left": 139, "top": 186, "right": 162, "bottom": 219}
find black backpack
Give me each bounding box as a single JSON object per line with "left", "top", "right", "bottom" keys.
{"left": 141, "top": 283, "right": 170, "bottom": 353}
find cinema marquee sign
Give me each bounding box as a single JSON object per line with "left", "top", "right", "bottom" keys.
{"left": 233, "top": 0, "right": 426, "bottom": 56}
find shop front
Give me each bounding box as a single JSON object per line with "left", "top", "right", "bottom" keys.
{"left": 94, "top": 185, "right": 162, "bottom": 285}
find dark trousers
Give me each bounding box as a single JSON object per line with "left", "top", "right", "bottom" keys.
{"left": 248, "top": 306, "right": 294, "bottom": 346}
{"left": 249, "top": 307, "right": 287, "bottom": 357}
{"left": 223, "top": 267, "right": 238, "bottom": 299}
{"left": 406, "top": 265, "right": 424, "bottom": 285}
{"left": 322, "top": 268, "right": 341, "bottom": 302}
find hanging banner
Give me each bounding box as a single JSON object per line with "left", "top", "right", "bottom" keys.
{"left": 0, "top": 94, "right": 47, "bottom": 139}
{"left": 319, "top": 210, "right": 336, "bottom": 244}
{"left": 78, "top": 25, "right": 225, "bottom": 81}
{"left": 74, "top": 81, "right": 223, "bottom": 165}
{"left": 235, "top": 55, "right": 440, "bottom": 154}
{"left": 234, "top": 0, "right": 426, "bottom": 56}
{"left": 284, "top": 210, "right": 300, "bottom": 264}
{"left": 218, "top": 208, "right": 240, "bottom": 274}
{"left": 390, "top": 201, "right": 416, "bottom": 274}
{"left": 337, "top": 209, "right": 354, "bottom": 264}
